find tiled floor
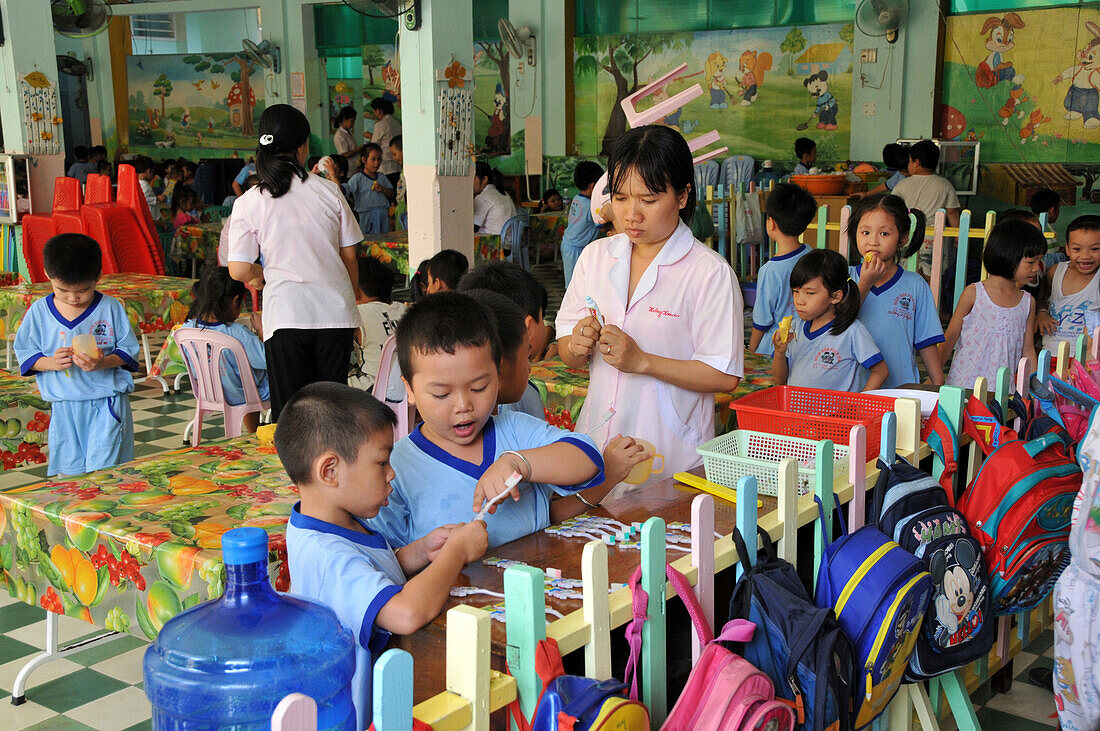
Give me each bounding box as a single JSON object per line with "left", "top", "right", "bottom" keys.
{"left": 0, "top": 267, "right": 1069, "bottom": 729}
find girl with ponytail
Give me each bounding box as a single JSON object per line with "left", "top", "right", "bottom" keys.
{"left": 473, "top": 160, "right": 517, "bottom": 236}
{"left": 227, "top": 104, "right": 364, "bottom": 420}
{"left": 771, "top": 249, "right": 888, "bottom": 392}
{"left": 848, "top": 193, "right": 945, "bottom": 387}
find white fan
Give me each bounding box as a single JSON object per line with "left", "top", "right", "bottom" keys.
{"left": 242, "top": 39, "right": 281, "bottom": 74}
{"left": 342, "top": 0, "right": 420, "bottom": 31}
{"left": 498, "top": 18, "right": 536, "bottom": 68}
{"left": 855, "top": 0, "right": 910, "bottom": 44}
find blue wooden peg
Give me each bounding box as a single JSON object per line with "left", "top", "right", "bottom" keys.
{"left": 735, "top": 475, "right": 758, "bottom": 580}
{"left": 1038, "top": 349, "right": 1051, "bottom": 384}
{"left": 504, "top": 564, "right": 548, "bottom": 723}
{"left": 879, "top": 411, "right": 897, "bottom": 464}
{"left": 954, "top": 210, "right": 972, "bottom": 309}
{"left": 640, "top": 517, "right": 668, "bottom": 725}
{"left": 373, "top": 649, "right": 414, "bottom": 731}
{"left": 716, "top": 184, "right": 728, "bottom": 259}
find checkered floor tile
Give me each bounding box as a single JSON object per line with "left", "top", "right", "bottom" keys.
{"left": 0, "top": 277, "right": 1066, "bottom": 729}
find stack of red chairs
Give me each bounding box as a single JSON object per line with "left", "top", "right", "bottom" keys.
{"left": 21, "top": 165, "right": 165, "bottom": 282}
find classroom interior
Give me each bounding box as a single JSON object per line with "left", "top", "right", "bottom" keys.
{"left": 0, "top": 0, "right": 1094, "bottom": 729}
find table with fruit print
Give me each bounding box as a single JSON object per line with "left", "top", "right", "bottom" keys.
{"left": 528, "top": 351, "right": 774, "bottom": 435}
{"left": 0, "top": 273, "right": 195, "bottom": 390}
{"left": 360, "top": 232, "right": 505, "bottom": 277}
{"left": 0, "top": 371, "right": 50, "bottom": 471}
{"left": 528, "top": 211, "right": 567, "bottom": 261}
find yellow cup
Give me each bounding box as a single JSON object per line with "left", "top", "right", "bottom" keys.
{"left": 624, "top": 439, "right": 665, "bottom": 485}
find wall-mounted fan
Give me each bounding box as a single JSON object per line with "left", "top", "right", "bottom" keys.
{"left": 498, "top": 18, "right": 536, "bottom": 68}
{"left": 243, "top": 39, "right": 281, "bottom": 74}
{"left": 855, "top": 0, "right": 910, "bottom": 44}
{"left": 57, "top": 54, "right": 93, "bottom": 81}
{"left": 52, "top": 0, "right": 112, "bottom": 39}
{"left": 342, "top": 0, "right": 421, "bottom": 31}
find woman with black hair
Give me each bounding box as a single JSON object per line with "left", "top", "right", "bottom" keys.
{"left": 473, "top": 161, "right": 517, "bottom": 236}
{"left": 333, "top": 105, "right": 359, "bottom": 170}
{"left": 227, "top": 104, "right": 363, "bottom": 420}
{"left": 369, "top": 97, "right": 402, "bottom": 188}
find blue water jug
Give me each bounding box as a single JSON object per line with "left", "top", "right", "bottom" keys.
{"left": 143, "top": 527, "right": 356, "bottom": 729}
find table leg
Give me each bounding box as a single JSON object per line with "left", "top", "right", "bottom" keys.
{"left": 11, "top": 610, "right": 121, "bottom": 705}
{"left": 173, "top": 372, "right": 188, "bottom": 392}
{"left": 5, "top": 339, "right": 11, "bottom": 371}
{"left": 141, "top": 333, "right": 170, "bottom": 393}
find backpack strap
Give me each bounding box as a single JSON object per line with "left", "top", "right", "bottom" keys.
{"left": 506, "top": 638, "right": 567, "bottom": 731}
{"left": 963, "top": 395, "right": 1018, "bottom": 453}
{"left": 921, "top": 403, "right": 961, "bottom": 495}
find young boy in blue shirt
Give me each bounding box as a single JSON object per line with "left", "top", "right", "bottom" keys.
{"left": 749, "top": 183, "right": 818, "bottom": 356}
{"left": 369, "top": 292, "right": 606, "bottom": 549}
{"left": 793, "top": 137, "right": 817, "bottom": 175}
{"left": 279, "top": 382, "right": 488, "bottom": 730}
{"left": 561, "top": 160, "right": 605, "bottom": 286}
{"left": 14, "top": 234, "right": 141, "bottom": 476}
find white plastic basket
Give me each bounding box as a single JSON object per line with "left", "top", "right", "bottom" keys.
{"left": 696, "top": 429, "right": 850, "bottom": 496}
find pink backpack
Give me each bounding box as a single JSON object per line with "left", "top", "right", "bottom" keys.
{"left": 624, "top": 564, "right": 795, "bottom": 731}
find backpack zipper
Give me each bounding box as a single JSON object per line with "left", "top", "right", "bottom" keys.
{"left": 863, "top": 573, "right": 927, "bottom": 701}
{"left": 835, "top": 543, "right": 894, "bottom": 618}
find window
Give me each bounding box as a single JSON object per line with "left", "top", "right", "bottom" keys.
{"left": 130, "top": 14, "right": 177, "bottom": 42}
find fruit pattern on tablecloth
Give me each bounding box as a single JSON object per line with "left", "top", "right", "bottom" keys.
{"left": 170, "top": 223, "right": 222, "bottom": 264}
{"left": 0, "top": 436, "right": 296, "bottom": 638}
{"left": 0, "top": 273, "right": 194, "bottom": 340}
{"left": 148, "top": 325, "right": 189, "bottom": 381}
{"left": 528, "top": 212, "right": 567, "bottom": 261}
{"left": 0, "top": 370, "right": 49, "bottom": 470}
{"left": 529, "top": 352, "right": 774, "bottom": 436}
{"left": 360, "top": 233, "right": 504, "bottom": 279}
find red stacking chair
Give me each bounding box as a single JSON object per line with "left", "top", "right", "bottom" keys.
{"left": 84, "top": 174, "right": 113, "bottom": 205}
{"left": 52, "top": 177, "right": 83, "bottom": 211}
{"left": 20, "top": 215, "right": 52, "bottom": 282}
{"left": 115, "top": 164, "right": 164, "bottom": 274}
{"left": 81, "top": 205, "right": 159, "bottom": 275}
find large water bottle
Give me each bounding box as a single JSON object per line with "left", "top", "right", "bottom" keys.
{"left": 144, "top": 527, "right": 356, "bottom": 729}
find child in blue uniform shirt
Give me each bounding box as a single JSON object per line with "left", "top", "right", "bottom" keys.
{"left": 280, "top": 382, "right": 488, "bottom": 730}
{"left": 343, "top": 143, "right": 395, "bottom": 234}
{"left": 369, "top": 292, "right": 606, "bottom": 549}
{"left": 181, "top": 266, "right": 269, "bottom": 433}
{"left": 771, "top": 249, "right": 888, "bottom": 392}
{"left": 561, "top": 161, "right": 605, "bottom": 286}
{"left": 14, "top": 234, "right": 140, "bottom": 476}
{"left": 749, "top": 183, "right": 817, "bottom": 356}
{"left": 848, "top": 194, "right": 945, "bottom": 387}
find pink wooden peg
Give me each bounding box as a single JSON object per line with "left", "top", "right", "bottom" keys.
{"left": 847, "top": 425, "right": 867, "bottom": 530}
{"left": 1092, "top": 327, "right": 1100, "bottom": 362}
{"left": 692, "top": 147, "right": 729, "bottom": 165}
{"left": 687, "top": 129, "right": 720, "bottom": 152}
{"left": 838, "top": 206, "right": 851, "bottom": 260}
{"left": 690, "top": 494, "right": 716, "bottom": 665}
{"left": 619, "top": 64, "right": 703, "bottom": 127}
{"left": 271, "top": 693, "right": 318, "bottom": 731}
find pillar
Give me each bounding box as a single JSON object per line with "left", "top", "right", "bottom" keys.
{"left": 508, "top": 0, "right": 568, "bottom": 171}
{"left": 0, "top": 0, "right": 64, "bottom": 212}
{"left": 400, "top": 0, "right": 474, "bottom": 270}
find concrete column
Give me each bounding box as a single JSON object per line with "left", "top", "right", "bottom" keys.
{"left": 0, "top": 0, "right": 64, "bottom": 211}
{"left": 400, "top": 0, "right": 474, "bottom": 271}
{"left": 508, "top": 0, "right": 566, "bottom": 159}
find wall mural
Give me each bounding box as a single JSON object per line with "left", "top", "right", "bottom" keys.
{"left": 941, "top": 7, "right": 1100, "bottom": 163}
{"left": 127, "top": 53, "right": 267, "bottom": 152}
{"left": 359, "top": 44, "right": 402, "bottom": 124}
{"left": 572, "top": 23, "right": 853, "bottom": 161}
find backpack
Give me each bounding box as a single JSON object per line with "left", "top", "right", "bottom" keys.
{"left": 872, "top": 455, "right": 994, "bottom": 681}
{"left": 508, "top": 637, "right": 649, "bottom": 731}
{"left": 813, "top": 497, "right": 932, "bottom": 728}
{"left": 727, "top": 526, "right": 855, "bottom": 731}
{"left": 953, "top": 397, "right": 1080, "bottom": 615}
{"left": 627, "top": 564, "right": 795, "bottom": 731}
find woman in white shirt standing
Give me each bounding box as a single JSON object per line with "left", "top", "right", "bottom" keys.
{"left": 369, "top": 98, "right": 402, "bottom": 188}
{"left": 332, "top": 106, "right": 360, "bottom": 171}
{"left": 473, "top": 161, "right": 517, "bottom": 236}
{"left": 228, "top": 104, "right": 363, "bottom": 420}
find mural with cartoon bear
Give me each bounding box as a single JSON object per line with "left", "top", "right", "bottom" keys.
{"left": 941, "top": 7, "right": 1100, "bottom": 162}
{"left": 573, "top": 24, "right": 853, "bottom": 160}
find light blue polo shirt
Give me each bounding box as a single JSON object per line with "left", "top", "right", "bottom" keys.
{"left": 850, "top": 264, "right": 944, "bottom": 388}
{"left": 369, "top": 411, "right": 604, "bottom": 548}
{"left": 286, "top": 505, "right": 406, "bottom": 731}
{"left": 785, "top": 318, "right": 883, "bottom": 392}
{"left": 752, "top": 244, "right": 809, "bottom": 356}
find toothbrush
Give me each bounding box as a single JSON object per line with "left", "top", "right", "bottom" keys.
{"left": 585, "top": 296, "right": 605, "bottom": 327}
{"left": 473, "top": 470, "right": 523, "bottom": 522}
{"left": 585, "top": 406, "right": 615, "bottom": 437}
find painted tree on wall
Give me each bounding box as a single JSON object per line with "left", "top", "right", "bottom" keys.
{"left": 575, "top": 34, "right": 683, "bottom": 156}
{"left": 476, "top": 40, "right": 511, "bottom": 129}
{"left": 363, "top": 46, "right": 387, "bottom": 86}
{"left": 180, "top": 52, "right": 260, "bottom": 135}
{"left": 839, "top": 22, "right": 855, "bottom": 52}
{"left": 780, "top": 27, "right": 807, "bottom": 75}
{"left": 152, "top": 74, "right": 173, "bottom": 119}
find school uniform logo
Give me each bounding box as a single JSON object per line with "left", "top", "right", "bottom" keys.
{"left": 889, "top": 293, "right": 915, "bottom": 320}
{"left": 814, "top": 348, "right": 841, "bottom": 369}
{"left": 91, "top": 320, "right": 114, "bottom": 347}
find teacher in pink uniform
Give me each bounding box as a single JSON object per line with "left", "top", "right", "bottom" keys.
{"left": 556, "top": 125, "right": 744, "bottom": 488}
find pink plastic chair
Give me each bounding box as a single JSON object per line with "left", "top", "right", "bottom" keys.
{"left": 173, "top": 327, "right": 269, "bottom": 445}
{"left": 373, "top": 334, "right": 412, "bottom": 437}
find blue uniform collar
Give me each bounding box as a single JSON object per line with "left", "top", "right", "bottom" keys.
{"left": 289, "top": 502, "right": 388, "bottom": 549}
{"left": 803, "top": 319, "right": 834, "bottom": 340}
{"left": 857, "top": 264, "right": 904, "bottom": 296}
{"left": 410, "top": 417, "right": 497, "bottom": 480}
{"left": 47, "top": 291, "right": 102, "bottom": 329}
{"left": 770, "top": 244, "right": 807, "bottom": 262}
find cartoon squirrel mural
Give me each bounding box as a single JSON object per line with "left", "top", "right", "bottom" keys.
{"left": 737, "top": 50, "right": 772, "bottom": 106}
{"left": 976, "top": 14, "right": 1028, "bottom": 122}
{"left": 1054, "top": 21, "right": 1100, "bottom": 130}
{"left": 705, "top": 52, "right": 730, "bottom": 109}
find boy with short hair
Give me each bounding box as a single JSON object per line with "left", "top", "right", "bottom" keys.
{"left": 458, "top": 261, "right": 553, "bottom": 362}
{"left": 280, "top": 382, "right": 488, "bottom": 731}
{"left": 793, "top": 137, "right": 817, "bottom": 175}
{"left": 561, "top": 160, "right": 605, "bottom": 286}
{"left": 350, "top": 256, "right": 407, "bottom": 395}
{"left": 424, "top": 249, "right": 469, "bottom": 294}
{"left": 369, "top": 292, "right": 606, "bottom": 549}
{"left": 892, "top": 140, "right": 962, "bottom": 277}
{"left": 749, "top": 183, "right": 818, "bottom": 355}
{"left": 14, "top": 234, "right": 140, "bottom": 476}
{"left": 67, "top": 146, "right": 92, "bottom": 183}
{"left": 1038, "top": 214, "right": 1100, "bottom": 352}
{"left": 134, "top": 156, "right": 159, "bottom": 217}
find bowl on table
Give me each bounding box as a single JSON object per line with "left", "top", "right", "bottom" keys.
{"left": 789, "top": 174, "right": 848, "bottom": 196}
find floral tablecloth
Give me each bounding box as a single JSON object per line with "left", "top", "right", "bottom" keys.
{"left": 528, "top": 212, "right": 566, "bottom": 261}
{"left": 170, "top": 222, "right": 222, "bottom": 265}
{"left": 0, "top": 371, "right": 49, "bottom": 470}
{"left": 0, "top": 436, "right": 294, "bottom": 637}
{"left": 529, "top": 352, "right": 774, "bottom": 434}
{"left": 361, "top": 233, "right": 505, "bottom": 277}
{"left": 0, "top": 273, "right": 195, "bottom": 340}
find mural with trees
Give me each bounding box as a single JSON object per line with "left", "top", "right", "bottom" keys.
{"left": 180, "top": 52, "right": 261, "bottom": 135}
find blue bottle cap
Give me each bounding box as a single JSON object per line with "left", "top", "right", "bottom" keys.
{"left": 221, "top": 527, "right": 269, "bottom": 565}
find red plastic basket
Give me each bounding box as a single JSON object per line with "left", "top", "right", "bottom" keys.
{"left": 729, "top": 386, "right": 897, "bottom": 457}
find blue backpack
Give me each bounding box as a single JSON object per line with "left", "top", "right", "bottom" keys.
{"left": 814, "top": 497, "right": 932, "bottom": 729}
{"left": 728, "top": 526, "right": 855, "bottom": 731}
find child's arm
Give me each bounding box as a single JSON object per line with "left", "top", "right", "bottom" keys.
{"left": 1037, "top": 266, "right": 1058, "bottom": 335}
{"left": 770, "top": 330, "right": 790, "bottom": 385}
{"left": 862, "top": 361, "right": 889, "bottom": 392}
{"left": 939, "top": 284, "right": 975, "bottom": 363}
{"left": 919, "top": 345, "right": 945, "bottom": 385}
{"left": 376, "top": 521, "right": 488, "bottom": 635}
{"left": 394, "top": 523, "right": 463, "bottom": 575}
{"left": 748, "top": 328, "right": 765, "bottom": 354}
{"left": 548, "top": 435, "right": 650, "bottom": 522}
{"left": 473, "top": 440, "right": 602, "bottom": 514}
{"left": 29, "top": 347, "right": 74, "bottom": 372}
{"left": 1024, "top": 296, "right": 1038, "bottom": 374}
{"left": 72, "top": 352, "right": 125, "bottom": 372}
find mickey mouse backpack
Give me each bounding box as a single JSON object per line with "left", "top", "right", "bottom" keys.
{"left": 872, "top": 454, "right": 994, "bottom": 681}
